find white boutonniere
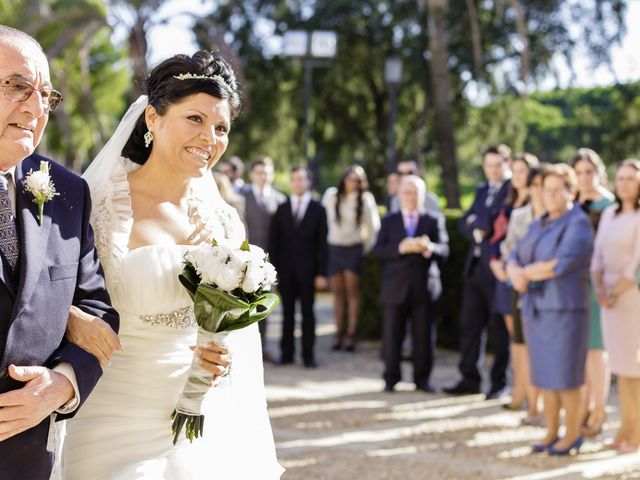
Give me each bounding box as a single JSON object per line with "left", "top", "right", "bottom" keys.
{"left": 24, "top": 161, "right": 58, "bottom": 226}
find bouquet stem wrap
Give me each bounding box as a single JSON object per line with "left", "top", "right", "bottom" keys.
{"left": 171, "top": 264, "right": 279, "bottom": 444}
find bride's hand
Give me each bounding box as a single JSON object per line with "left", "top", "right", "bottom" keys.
{"left": 191, "top": 342, "right": 231, "bottom": 383}
{"left": 66, "top": 306, "right": 123, "bottom": 366}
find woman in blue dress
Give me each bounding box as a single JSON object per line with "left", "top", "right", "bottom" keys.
{"left": 508, "top": 164, "right": 594, "bottom": 455}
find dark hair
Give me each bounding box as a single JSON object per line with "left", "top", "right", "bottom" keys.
{"left": 505, "top": 153, "right": 540, "bottom": 206}
{"left": 570, "top": 148, "right": 607, "bottom": 200}
{"left": 290, "top": 165, "right": 312, "bottom": 182}
{"left": 614, "top": 159, "right": 640, "bottom": 215}
{"left": 336, "top": 165, "right": 369, "bottom": 225}
{"left": 482, "top": 144, "right": 512, "bottom": 163}
{"left": 249, "top": 155, "right": 273, "bottom": 172}
{"left": 122, "top": 50, "right": 242, "bottom": 165}
{"left": 526, "top": 163, "right": 550, "bottom": 187}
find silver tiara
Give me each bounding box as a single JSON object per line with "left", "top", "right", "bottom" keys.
{"left": 172, "top": 73, "right": 232, "bottom": 91}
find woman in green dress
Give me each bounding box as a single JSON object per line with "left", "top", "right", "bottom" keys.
{"left": 571, "top": 148, "right": 614, "bottom": 437}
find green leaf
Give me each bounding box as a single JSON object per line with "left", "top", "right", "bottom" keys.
{"left": 178, "top": 263, "right": 200, "bottom": 301}
{"left": 240, "top": 239, "right": 250, "bottom": 252}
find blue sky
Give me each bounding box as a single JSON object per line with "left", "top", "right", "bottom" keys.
{"left": 134, "top": 0, "right": 640, "bottom": 91}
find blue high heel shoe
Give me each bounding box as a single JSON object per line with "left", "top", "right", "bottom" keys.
{"left": 548, "top": 436, "right": 584, "bottom": 456}
{"left": 531, "top": 437, "right": 559, "bottom": 453}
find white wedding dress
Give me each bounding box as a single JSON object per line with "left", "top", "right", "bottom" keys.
{"left": 61, "top": 159, "right": 284, "bottom": 479}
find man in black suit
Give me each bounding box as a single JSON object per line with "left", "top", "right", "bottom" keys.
{"left": 270, "top": 166, "right": 328, "bottom": 368}
{"left": 444, "top": 145, "right": 512, "bottom": 399}
{"left": 373, "top": 176, "right": 447, "bottom": 392}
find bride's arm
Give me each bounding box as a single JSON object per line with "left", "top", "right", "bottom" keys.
{"left": 66, "top": 305, "right": 123, "bottom": 366}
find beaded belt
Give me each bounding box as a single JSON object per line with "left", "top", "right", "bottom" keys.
{"left": 140, "top": 306, "right": 196, "bottom": 329}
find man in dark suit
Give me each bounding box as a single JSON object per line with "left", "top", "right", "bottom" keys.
{"left": 241, "top": 155, "right": 285, "bottom": 361}
{"left": 373, "top": 175, "right": 447, "bottom": 392}
{"left": 270, "top": 166, "right": 327, "bottom": 368}
{"left": 0, "top": 27, "right": 118, "bottom": 479}
{"left": 444, "top": 144, "right": 512, "bottom": 399}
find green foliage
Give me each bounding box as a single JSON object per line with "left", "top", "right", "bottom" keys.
{"left": 0, "top": 0, "right": 129, "bottom": 171}
{"left": 458, "top": 82, "right": 640, "bottom": 172}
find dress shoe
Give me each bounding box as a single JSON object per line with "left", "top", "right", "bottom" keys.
{"left": 383, "top": 383, "right": 395, "bottom": 393}
{"left": 485, "top": 387, "right": 509, "bottom": 400}
{"left": 548, "top": 436, "right": 584, "bottom": 456}
{"left": 331, "top": 336, "right": 343, "bottom": 351}
{"left": 442, "top": 382, "right": 481, "bottom": 395}
{"left": 262, "top": 351, "right": 276, "bottom": 364}
{"left": 303, "top": 359, "right": 317, "bottom": 368}
{"left": 277, "top": 357, "right": 294, "bottom": 365}
{"left": 531, "top": 436, "right": 559, "bottom": 454}
{"left": 344, "top": 335, "right": 356, "bottom": 352}
{"left": 502, "top": 400, "right": 525, "bottom": 411}
{"left": 415, "top": 383, "right": 436, "bottom": 393}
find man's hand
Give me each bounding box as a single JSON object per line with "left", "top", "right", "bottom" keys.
{"left": 0, "top": 365, "right": 74, "bottom": 442}
{"left": 66, "top": 305, "right": 122, "bottom": 366}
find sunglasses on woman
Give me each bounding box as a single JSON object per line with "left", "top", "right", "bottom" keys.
{"left": 1, "top": 77, "right": 63, "bottom": 111}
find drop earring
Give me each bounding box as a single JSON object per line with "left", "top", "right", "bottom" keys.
{"left": 144, "top": 130, "right": 154, "bottom": 148}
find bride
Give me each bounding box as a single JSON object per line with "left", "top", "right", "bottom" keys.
{"left": 60, "top": 51, "right": 283, "bottom": 479}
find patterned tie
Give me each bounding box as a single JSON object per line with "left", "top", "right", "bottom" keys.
{"left": 0, "top": 174, "right": 19, "bottom": 270}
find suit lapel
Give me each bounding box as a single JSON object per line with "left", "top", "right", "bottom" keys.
{"left": 392, "top": 212, "right": 405, "bottom": 237}
{"left": 12, "top": 158, "right": 54, "bottom": 319}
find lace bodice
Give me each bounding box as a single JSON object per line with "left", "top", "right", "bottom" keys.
{"left": 89, "top": 158, "right": 246, "bottom": 294}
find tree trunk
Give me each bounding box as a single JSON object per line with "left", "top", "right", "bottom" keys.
{"left": 508, "top": 0, "right": 530, "bottom": 94}
{"left": 426, "top": 0, "right": 461, "bottom": 208}
{"left": 465, "top": 0, "right": 483, "bottom": 78}
{"left": 128, "top": 16, "right": 149, "bottom": 95}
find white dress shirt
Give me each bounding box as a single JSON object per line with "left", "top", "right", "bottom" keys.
{"left": 290, "top": 191, "right": 311, "bottom": 223}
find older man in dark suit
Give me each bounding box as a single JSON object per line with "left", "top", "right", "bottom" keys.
{"left": 270, "top": 166, "right": 327, "bottom": 368}
{"left": 0, "top": 26, "right": 118, "bottom": 479}
{"left": 374, "top": 175, "right": 447, "bottom": 392}
{"left": 444, "top": 145, "right": 512, "bottom": 398}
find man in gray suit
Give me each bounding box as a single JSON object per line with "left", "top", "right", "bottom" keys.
{"left": 241, "top": 155, "right": 285, "bottom": 361}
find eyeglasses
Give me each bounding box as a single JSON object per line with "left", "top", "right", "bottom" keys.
{"left": 1, "top": 78, "right": 63, "bottom": 112}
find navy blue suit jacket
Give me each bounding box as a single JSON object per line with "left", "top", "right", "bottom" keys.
{"left": 373, "top": 212, "right": 444, "bottom": 306}
{"left": 458, "top": 180, "right": 510, "bottom": 277}
{"left": 0, "top": 154, "right": 119, "bottom": 479}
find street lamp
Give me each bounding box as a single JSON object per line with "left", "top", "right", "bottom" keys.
{"left": 283, "top": 30, "right": 337, "bottom": 180}
{"left": 384, "top": 56, "right": 403, "bottom": 174}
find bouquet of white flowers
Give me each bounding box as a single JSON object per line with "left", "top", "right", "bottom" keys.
{"left": 171, "top": 238, "right": 279, "bottom": 444}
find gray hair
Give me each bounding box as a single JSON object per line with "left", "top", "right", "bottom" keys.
{"left": 0, "top": 25, "right": 43, "bottom": 51}
{"left": 399, "top": 174, "right": 427, "bottom": 212}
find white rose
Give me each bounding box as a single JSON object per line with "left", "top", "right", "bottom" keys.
{"left": 26, "top": 171, "right": 51, "bottom": 193}
{"left": 263, "top": 262, "right": 277, "bottom": 290}
{"left": 187, "top": 245, "right": 222, "bottom": 284}
{"left": 241, "top": 262, "right": 264, "bottom": 293}
{"left": 213, "top": 252, "right": 245, "bottom": 292}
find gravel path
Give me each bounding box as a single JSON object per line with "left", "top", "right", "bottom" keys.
{"left": 263, "top": 294, "right": 640, "bottom": 479}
